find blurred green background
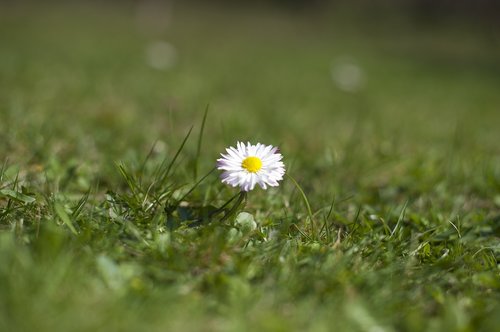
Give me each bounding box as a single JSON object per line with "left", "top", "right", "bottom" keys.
{"left": 1, "top": 1, "right": 499, "bottom": 331}
{"left": 2, "top": 1, "right": 499, "bottom": 150}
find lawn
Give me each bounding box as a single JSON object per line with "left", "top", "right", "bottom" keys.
{"left": 0, "top": 2, "right": 499, "bottom": 331}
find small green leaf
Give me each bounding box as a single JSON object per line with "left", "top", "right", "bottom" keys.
{"left": 422, "top": 242, "right": 431, "bottom": 257}
{"left": 54, "top": 202, "right": 78, "bottom": 235}
{"left": 0, "top": 189, "right": 36, "bottom": 204}
{"left": 235, "top": 212, "right": 257, "bottom": 233}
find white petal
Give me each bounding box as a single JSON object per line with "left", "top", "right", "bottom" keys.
{"left": 237, "top": 142, "right": 246, "bottom": 155}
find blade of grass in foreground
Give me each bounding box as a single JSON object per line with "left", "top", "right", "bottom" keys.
{"left": 390, "top": 200, "right": 409, "bottom": 238}
{"left": 286, "top": 173, "right": 316, "bottom": 240}
{"left": 193, "top": 105, "right": 209, "bottom": 181}
{"left": 155, "top": 126, "right": 193, "bottom": 191}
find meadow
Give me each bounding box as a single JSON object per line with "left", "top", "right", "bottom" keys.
{"left": 0, "top": 2, "right": 499, "bottom": 331}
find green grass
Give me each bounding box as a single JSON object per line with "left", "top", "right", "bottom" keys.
{"left": 1, "top": 2, "right": 499, "bottom": 331}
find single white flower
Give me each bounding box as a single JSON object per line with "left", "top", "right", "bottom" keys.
{"left": 217, "top": 142, "right": 285, "bottom": 192}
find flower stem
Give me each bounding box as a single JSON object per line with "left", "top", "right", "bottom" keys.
{"left": 220, "top": 191, "right": 247, "bottom": 222}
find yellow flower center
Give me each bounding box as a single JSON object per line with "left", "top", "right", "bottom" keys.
{"left": 241, "top": 156, "right": 262, "bottom": 173}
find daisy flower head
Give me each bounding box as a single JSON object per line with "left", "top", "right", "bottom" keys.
{"left": 217, "top": 142, "right": 285, "bottom": 192}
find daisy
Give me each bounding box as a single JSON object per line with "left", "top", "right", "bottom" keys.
{"left": 217, "top": 142, "right": 285, "bottom": 192}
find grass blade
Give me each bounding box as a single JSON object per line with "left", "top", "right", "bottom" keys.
{"left": 54, "top": 202, "right": 78, "bottom": 235}
{"left": 193, "top": 105, "right": 209, "bottom": 180}
{"left": 157, "top": 126, "right": 193, "bottom": 190}
{"left": 390, "top": 200, "right": 409, "bottom": 238}
{"left": 286, "top": 174, "right": 315, "bottom": 240}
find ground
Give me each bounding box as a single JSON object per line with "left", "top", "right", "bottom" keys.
{"left": 0, "top": 2, "right": 499, "bottom": 331}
